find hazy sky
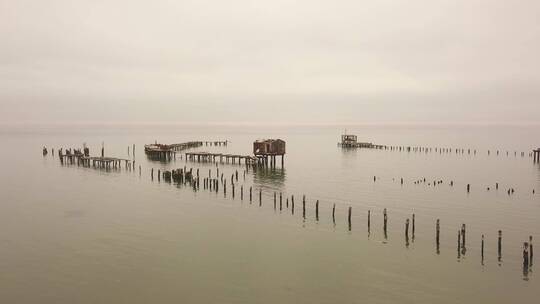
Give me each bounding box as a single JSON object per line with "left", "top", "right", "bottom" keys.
{"left": 1, "top": 0, "right": 539, "bottom": 124}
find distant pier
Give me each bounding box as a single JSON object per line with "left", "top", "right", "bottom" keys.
{"left": 338, "top": 134, "right": 386, "bottom": 149}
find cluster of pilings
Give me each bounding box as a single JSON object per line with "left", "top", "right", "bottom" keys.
{"left": 534, "top": 149, "right": 540, "bottom": 163}
{"left": 254, "top": 154, "right": 284, "bottom": 168}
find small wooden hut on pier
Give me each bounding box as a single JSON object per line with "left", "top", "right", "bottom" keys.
{"left": 533, "top": 148, "right": 540, "bottom": 162}
{"left": 253, "top": 139, "right": 286, "bottom": 167}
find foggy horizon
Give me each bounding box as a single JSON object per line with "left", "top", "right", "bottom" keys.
{"left": 1, "top": 0, "right": 539, "bottom": 124}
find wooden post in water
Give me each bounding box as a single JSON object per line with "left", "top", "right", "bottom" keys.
{"left": 241, "top": 185, "right": 243, "bottom": 200}
{"left": 259, "top": 189, "right": 262, "bottom": 206}
{"left": 315, "top": 200, "right": 319, "bottom": 221}
{"left": 498, "top": 230, "right": 502, "bottom": 262}
{"left": 302, "top": 197, "right": 306, "bottom": 219}
{"left": 151, "top": 168, "right": 154, "bottom": 180}
{"left": 461, "top": 224, "right": 466, "bottom": 251}
{"left": 249, "top": 187, "right": 252, "bottom": 202}
{"left": 405, "top": 218, "right": 409, "bottom": 238}
{"left": 274, "top": 192, "right": 276, "bottom": 209}
{"left": 481, "top": 234, "right": 485, "bottom": 264}
{"left": 368, "top": 210, "right": 371, "bottom": 233}
{"left": 348, "top": 207, "right": 352, "bottom": 230}
{"left": 383, "top": 208, "right": 388, "bottom": 239}
{"left": 332, "top": 204, "right": 336, "bottom": 224}
{"left": 523, "top": 242, "right": 530, "bottom": 270}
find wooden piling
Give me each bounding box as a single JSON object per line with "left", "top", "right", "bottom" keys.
{"left": 461, "top": 224, "right": 466, "bottom": 249}
{"left": 523, "top": 242, "right": 530, "bottom": 269}
{"left": 405, "top": 218, "right": 410, "bottom": 238}
{"left": 332, "top": 204, "right": 336, "bottom": 224}
{"left": 348, "top": 207, "right": 352, "bottom": 230}
{"left": 481, "top": 234, "right": 485, "bottom": 264}
{"left": 367, "top": 210, "right": 371, "bottom": 233}
{"left": 302, "top": 197, "right": 306, "bottom": 219}
{"left": 315, "top": 200, "right": 319, "bottom": 221}
{"left": 498, "top": 230, "right": 502, "bottom": 262}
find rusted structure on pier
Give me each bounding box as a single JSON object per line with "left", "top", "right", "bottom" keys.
{"left": 338, "top": 134, "right": 385, "bottom": 149}
{"left": 144, "top": 144, "right": 176, "bottom": 160}
{"left": 253, "top": 139, "right": 286, "bottom": 167}
{"left": 533, "top": 148, "right": 540, "bottom": 162}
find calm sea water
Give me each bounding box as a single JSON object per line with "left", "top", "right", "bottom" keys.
{"left": 1, "top": 124, "right": 539, "bottom": 303}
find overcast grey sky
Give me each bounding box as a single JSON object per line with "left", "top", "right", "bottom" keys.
{"left": 1, "top": 0, "right": 539, "bottom": 125}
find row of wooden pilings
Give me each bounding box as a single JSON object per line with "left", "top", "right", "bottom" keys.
{"left": 385, "top": 145, "right": 539, "bottom": 159}
{"left": 383, "top": 176, "right": 533, "bottom": 195}
{"left": 153, "top": 165, "right": 534, "bottom": 275}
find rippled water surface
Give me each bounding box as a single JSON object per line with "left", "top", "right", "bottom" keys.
{"left": 1, "top": 124, "right": 539, "bottom": 303}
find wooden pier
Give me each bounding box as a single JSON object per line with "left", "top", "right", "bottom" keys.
{"left": 145, "top": 141, "right": 228, "bottom": 160}
{"left": 80, "top": 156, "right": 132, "bottom": 168}
{"left": 338, "top": 134, "right": 385, "bottom": 149}
{"left": 185, "top": 152, "right": 258, "bottom": 166}
{"left": 59, "top": 149, "right": 131, "bottom": 169}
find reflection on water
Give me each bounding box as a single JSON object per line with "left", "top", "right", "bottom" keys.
{"left": 253, "top": 166, "right": 286, "bottom": 188}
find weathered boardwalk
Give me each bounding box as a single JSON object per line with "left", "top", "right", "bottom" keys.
{"left": 338, "top": 142, "right": 386, "bottom": 149}
{"left": 59, "top": 151, "right": 132, "bottom": 169}
{"left": 145, "top": 141, "right": 228, "bottom": 160}
{"left": 185, "top": 152, "right": 258, "bottom": 166}
{"left": 81, "top": 156, "right": 132, "bottom": 168}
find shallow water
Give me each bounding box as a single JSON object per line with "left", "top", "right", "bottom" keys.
{"left": 0, "top": 124, "right": 539, "bottom": 303}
